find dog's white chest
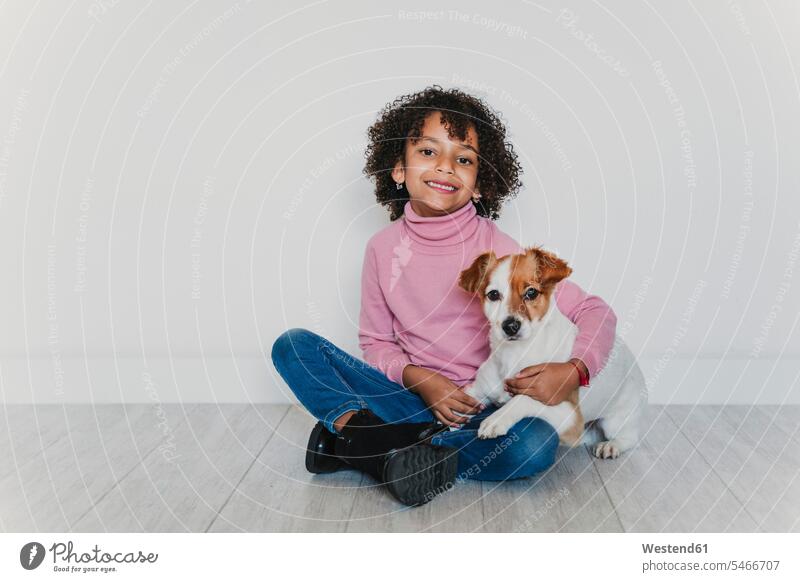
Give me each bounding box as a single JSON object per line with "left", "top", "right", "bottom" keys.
{"left": 467, "top": 308, "right": 579, "bottom": 407}
{"left": 495, "top": 311, "right": 577, "bottom": 378}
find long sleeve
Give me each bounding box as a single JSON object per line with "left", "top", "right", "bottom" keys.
{"left": 554, "top": 279, "right": 617, "bottom": 379}
{"left": 358, "top": 243, "right": 412, "bottom": 386}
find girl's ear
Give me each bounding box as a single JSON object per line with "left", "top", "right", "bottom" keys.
{"left": 527, "top": 246, "right": 572, "bottom": 290}
{"left": 459, "top": 251, "right": 497, "bottom": 295}
{"left": 391, "top": 159, "right": 405, "bottom": 185}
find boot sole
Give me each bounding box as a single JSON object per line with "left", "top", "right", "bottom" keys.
{"left": 382, "top": 445, "right": 459, "bottom": 507}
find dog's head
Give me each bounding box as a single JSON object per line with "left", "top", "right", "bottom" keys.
{"left": 459, "top": 246, "right": 572, "bottom": 344}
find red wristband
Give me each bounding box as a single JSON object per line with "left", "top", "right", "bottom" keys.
{"left": 569, "top": 360, "right": 590, "bottom": 387}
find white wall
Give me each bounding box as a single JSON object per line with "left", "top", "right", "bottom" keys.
{"left": 1, "top": 0, "right": 798, "bottom": 404}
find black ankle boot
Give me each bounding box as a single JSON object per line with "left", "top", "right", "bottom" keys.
{"left": 305, "top": 411, "right": 448, "bottom": 475}
{"left": 336, "top": 410, "right": 458, "bottom": 506}
{"left": 306, "top": 410, "right": 456, "bottom": 506}
{"left": 304, "top": 422, "right": 346, "bottom": 474}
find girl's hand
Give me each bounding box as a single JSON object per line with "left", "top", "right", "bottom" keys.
{"left": 419, "top": 379, "right": 486, "bottom": 427}
{"left": 403, "top": 366, "right": 485, "bottom": 427}
{"left": 504, "top": 361, "right": 580, "bottom": 405}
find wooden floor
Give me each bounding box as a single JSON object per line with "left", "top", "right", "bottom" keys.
{"left": 1, "top": 404, "right": 798, "bottom": 532}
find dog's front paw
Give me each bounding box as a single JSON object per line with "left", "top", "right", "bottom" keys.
{"left": 593, "top": 440, "right": 620, "bottom": 459}
{"left": 477, "top": 411, "right": 514, "bottom": 439}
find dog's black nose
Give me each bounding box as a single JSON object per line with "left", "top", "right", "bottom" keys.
{"left": 502, "top": 317, "right": 521, "bottom": 337}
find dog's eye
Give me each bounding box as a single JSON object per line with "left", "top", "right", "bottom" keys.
{"left": 486, "top": 290, "right": 501, "bottom": 301}
{"left": 524, "top": 288, "right": 539, "bottom": 301}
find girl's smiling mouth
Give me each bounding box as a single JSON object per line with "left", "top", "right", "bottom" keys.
{"left": 425, "top": 180, "right": 459, "bottom": 193}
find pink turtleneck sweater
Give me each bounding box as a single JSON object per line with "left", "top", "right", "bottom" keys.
{"left": 358, "top": 200, "right": 617, "bottom": 387}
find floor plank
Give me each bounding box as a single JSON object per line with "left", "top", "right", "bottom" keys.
{"left": 667, "top": 405, "right": 800, "bottom": 532}
{"left": 595, "top": 406, "right": 758, "bottom": 532}
{"left": 718, "top": 406, "right": 799, "bottom": 532}
{"left": 723, "top": 406, "right": 800, "bottom": 532}
{"left": 208, "top": 406, "right": 363, "bottom": 532}
{"left": 481, "top": 446, "right": 623, "bottom": 532}
{"left": 0, "top": 404, "right": 191, "bottom": 532}
{"left": 72, "top": 404, "right": 285, "bottom": 532}
{"left": 0, "top": 405, "right": 75, "bottom": 482}
{"left": 752, "top": 405, "right": 800, "bottom": 445}
{"left": 346, "top": 455, "right": 484, "bottom": 532}
{"left": 3, "top": 404, "right": 794, "bottom": 532}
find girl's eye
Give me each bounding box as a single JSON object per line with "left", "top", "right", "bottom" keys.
{"left": 524, "top": 288, "right": 540, "bottom": 301}
{"left": 486, "top": 290, "right": 501, "bottom": 301}
{"left": 420, "top": 148, "right": 435, "bottom": 156}
{"left": 457, "top": 157, "right": 473, "bottom": 165}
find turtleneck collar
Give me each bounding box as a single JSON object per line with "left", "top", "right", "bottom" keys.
{"left": 401, "top": 200, "right": 480, "bottom": 248}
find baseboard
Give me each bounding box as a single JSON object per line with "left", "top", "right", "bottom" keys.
{"left": 1, "top": 355, "right": 798, "bottom": 405}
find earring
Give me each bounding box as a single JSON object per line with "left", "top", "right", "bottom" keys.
{"left": 396, "top": 182, "right": 404, "bottom": 190}
{"left": 472, "top": 193, "right": 481, "bottom": 203}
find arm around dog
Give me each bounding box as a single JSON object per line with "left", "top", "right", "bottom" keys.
{"left": 554, "top": 280, "right": 617, "bottom": 380}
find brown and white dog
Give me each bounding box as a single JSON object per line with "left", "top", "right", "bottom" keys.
{"left": 458, "top": 246, "right": 646, "bottom": 459}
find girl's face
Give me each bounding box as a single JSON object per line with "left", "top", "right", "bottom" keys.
{"left": 392, "top": 111, "right": 480, "bottom": 217}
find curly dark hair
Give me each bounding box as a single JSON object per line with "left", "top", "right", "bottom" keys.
{"left": 363, "top": 85, "right": 523, "bottom": 221}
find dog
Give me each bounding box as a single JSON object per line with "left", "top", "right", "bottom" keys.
{"left": 458, "top": 246, "right": 646, "bottom": 459}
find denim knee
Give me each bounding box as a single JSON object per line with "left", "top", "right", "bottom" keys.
{"left": 498, "top": 417, "right": 559, "bottom": 479}
{"left": 270, "top": 327, "right": 317, "bottom": 367}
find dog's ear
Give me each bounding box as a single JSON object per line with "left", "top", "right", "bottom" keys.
{"left": 459, "top": 251, "right": 497, "bottom": 295}
{"left": 528, "top": 246, "right": 572, "bottom": 290}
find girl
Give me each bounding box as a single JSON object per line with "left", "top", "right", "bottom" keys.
{"left": 271, "top": 86, "right": 616, "bottom": 507}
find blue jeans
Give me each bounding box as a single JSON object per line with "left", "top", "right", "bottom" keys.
{"left": 270, "top": 328, "right": 559, "bottom": 481}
